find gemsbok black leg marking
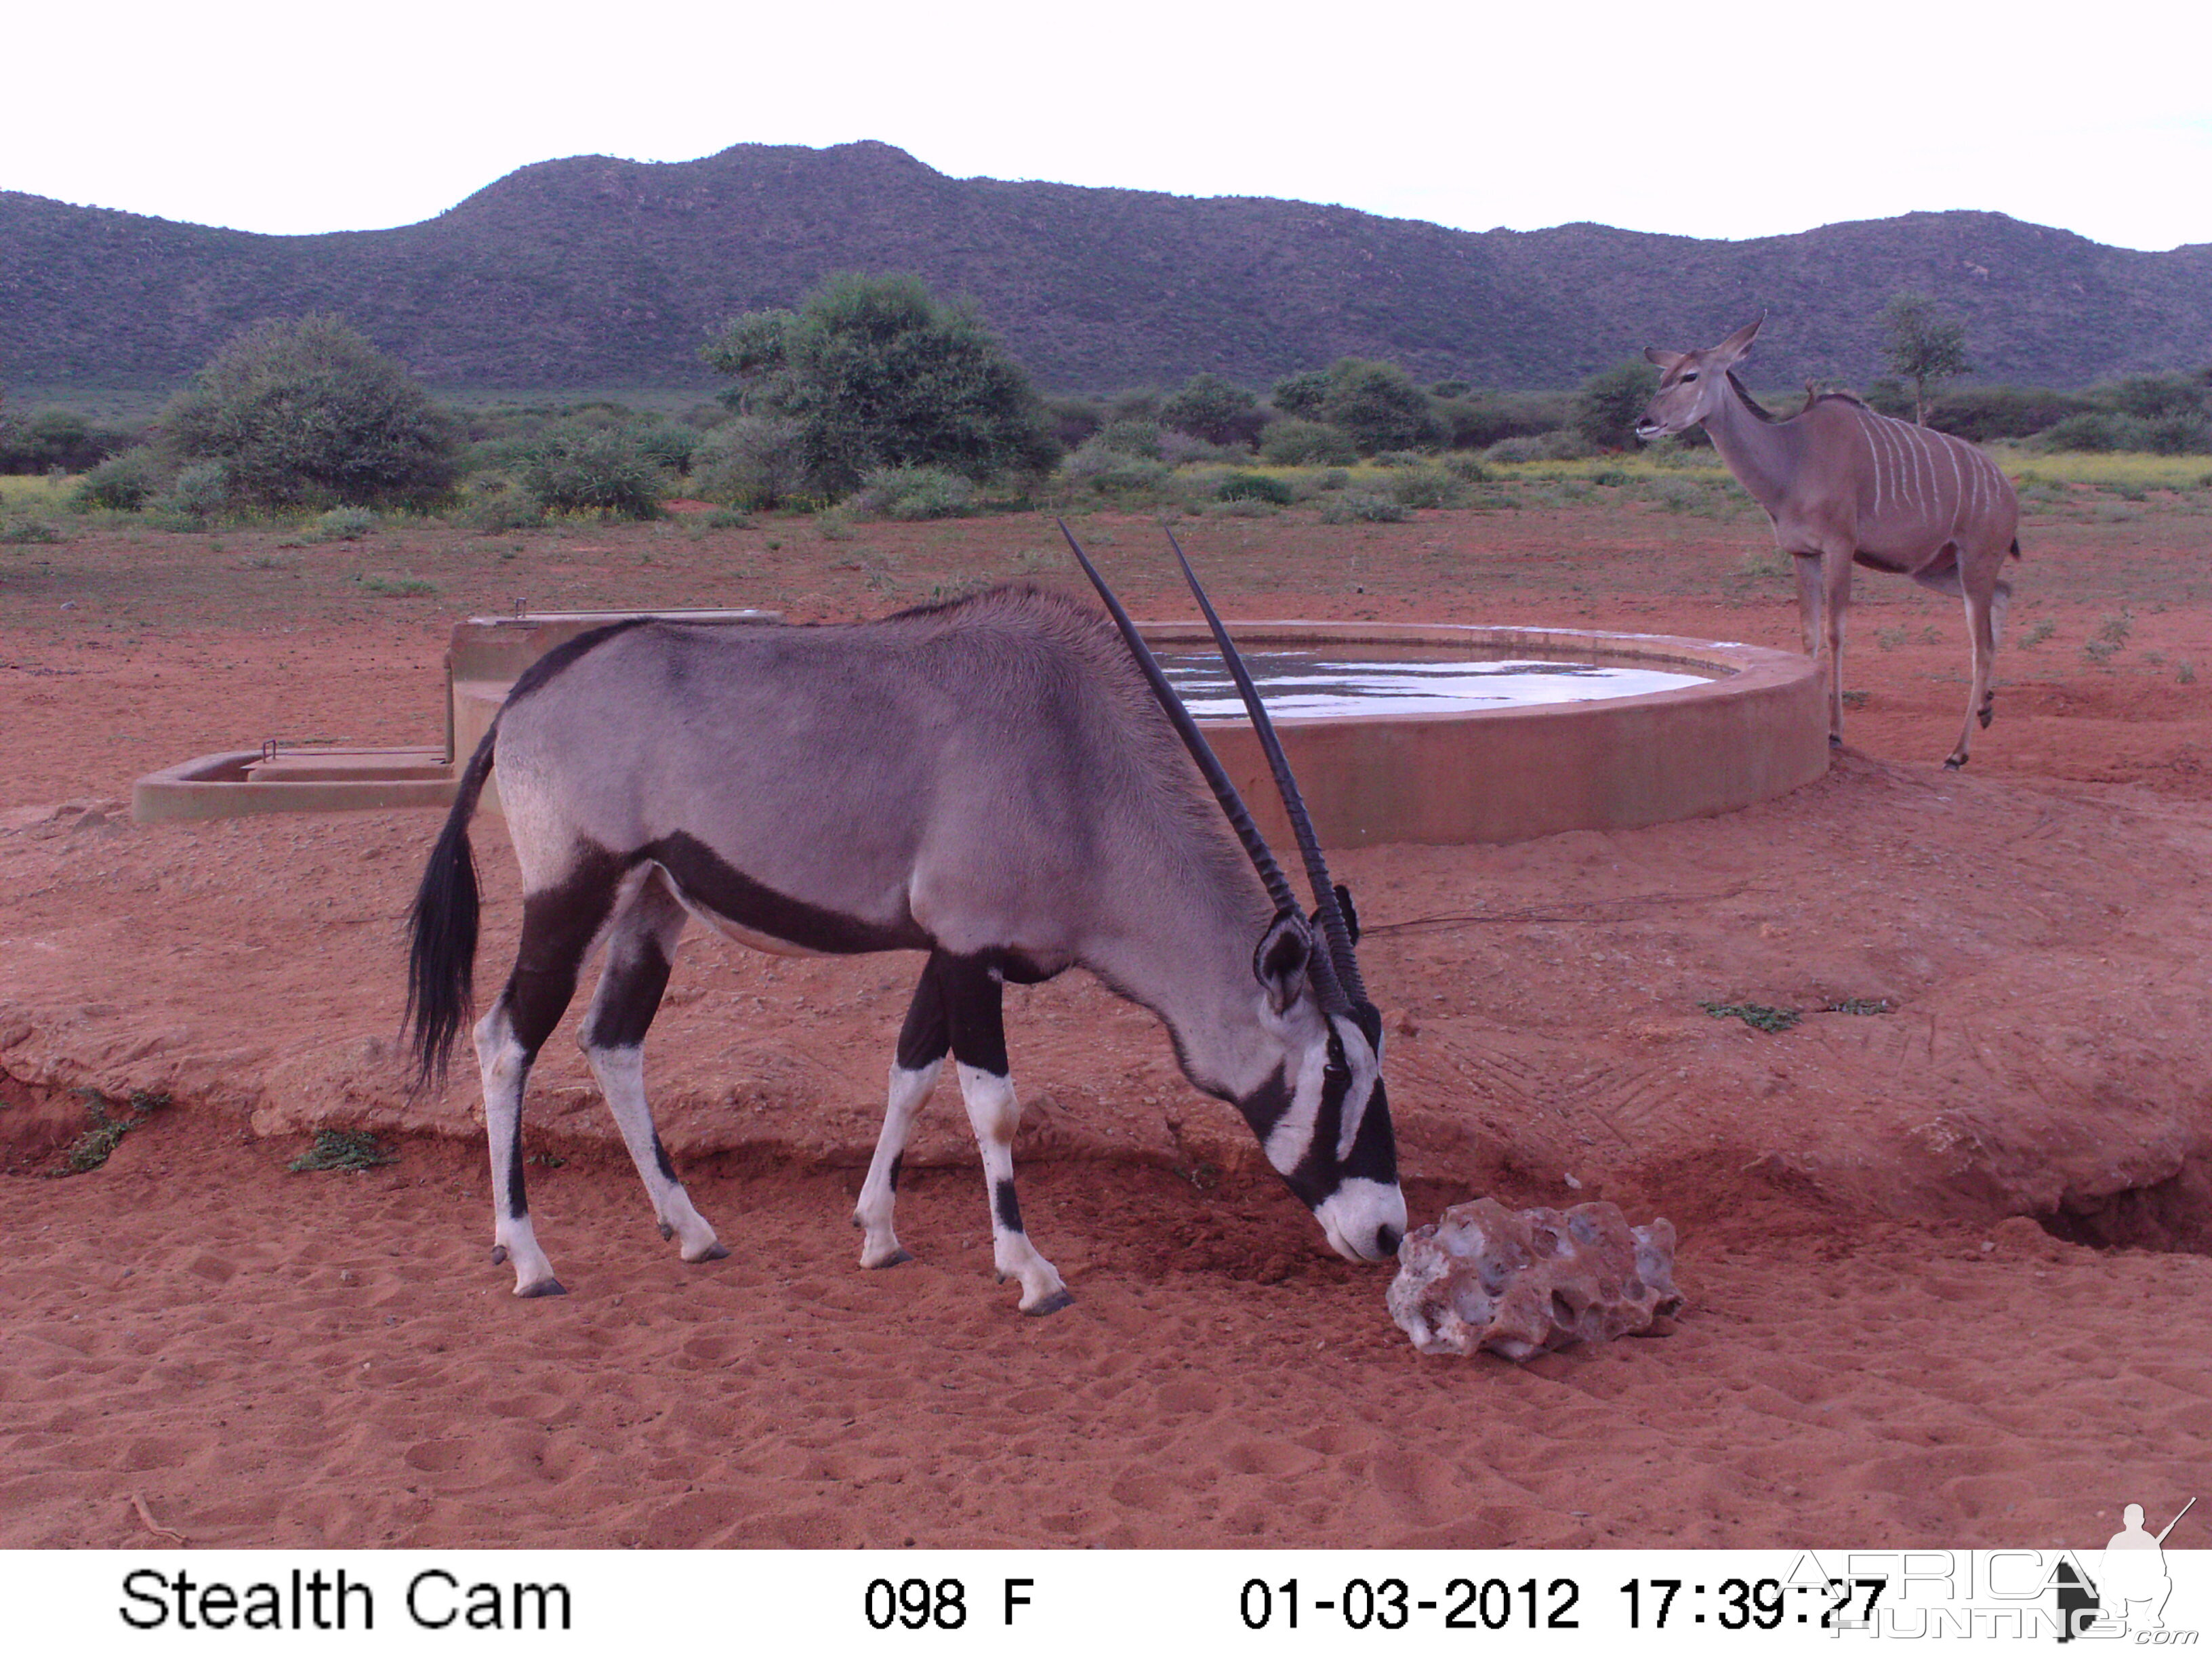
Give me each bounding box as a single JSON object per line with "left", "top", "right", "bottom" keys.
{"left": 855, "top": 960, "right": 951, "bottom": 1269}
{"left": 577, "top": 868, "right": 726, "bottom": 1265}
{"left": 937, "top": 952, "right": 1069, "bottom": 1315}
{"left": 475, "top": 848, "right": 626, "bottom": 1298}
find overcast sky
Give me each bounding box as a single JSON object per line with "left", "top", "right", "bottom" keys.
{"left": 11, "top": 0, "right": 2209, "bottom": 251}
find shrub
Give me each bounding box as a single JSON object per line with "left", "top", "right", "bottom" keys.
{"left": 1258, "top": 419, "right": 1358, "bottom": 466}
{"left": 1218, "top": 472, "right": 1294, "bottom": 506}
{"left": 518, "top": 422, "right": 663, "bottom": 517}
{"left": 1317, "top": 359, "right": 1442, "bottom": 454}
{"left": 1925, "top": 385, "right": 2097, "bottom": 443}
{"left": 0, "top": 408, "right": 135, "bottom": 474}
{"left": 1270, "top": 371, "right": 1332, "bottom": 419}
{"left": 1386, "top": 466, "right": 1458, "bottom": 509}
{"left": 1, "top": 516, "right": 62, "bottom": 544}
{"left": 1481, "top": 430, "right": 1595, "bottom": 465}
{"left": 1438, "top": 390, "right": 1570, "bottom": 450}
{"left": 164, "top": 314, "right": 459, "bottom": 508}
{"left": 2034, "top": 412, "right": 2153, "bottom": 453}
{"left": 163, "top": 461, "right": 232, "bottom": 522}
{"left": 1091, "top": 419, "right": 1164, "bottom": 459}
{"left": 70, "top": 447, "right": 163, "bottom": 512}
{"left": 852, "top": 464, "right": 978, "bottom": 520}
{"left": 1572, "top": 359, "right": 1660, "bottom": 450}
{"left": 1159, "top": 373, "right": 1262, "bottom": 447}
{"left": 632, "top": 419, "right": 703, "bottom": 474}
{"left": 308, "top": 506, "right": 376, "bottom": 541}
{"left": 694, "top": 415, "right": 811, "bottom": 509}
{"left": 459, "top": 476, "right": 545, "bottom": 531}
{"left": 1061, "top": 440, "right": 1171, "bottom": 495}
{"left": 701, "top": 272, "right": 1059, "bottom": 493}
{"left": 1317, "top": 490, "right": 1408, "bottom": 524}
{"left": 1043, "top": 396, "right": 1105, "bottom": 451}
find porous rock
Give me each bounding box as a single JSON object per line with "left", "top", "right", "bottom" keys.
{"left": 1387, "top": 1197, "right": 1681, "bottom": 1360}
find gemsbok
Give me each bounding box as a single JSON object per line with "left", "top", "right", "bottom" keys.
{"left": 1636, "top": 316, "right": 2021, "bottom": 766}
{"left": 405, "top": 530, "right": 1405, "bottom": 1313}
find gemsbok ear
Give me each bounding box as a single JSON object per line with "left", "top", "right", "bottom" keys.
{"left": 1645, "top": 346, "right": 1686, "bottom": 371}
{"left": 1252, "top": 912, "right": 1315, "bottom": 1014}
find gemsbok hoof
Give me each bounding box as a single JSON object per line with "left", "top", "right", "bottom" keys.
{"left": 658, "top": 1221, "right": 674, "bottom": 1241}
{"left": 870, "top": 1248, "right": 916, "bottom": 1269}
{"left": 516, "top": 1278, "right": 567, "bottom": 1298}
{"left": 1023, "top": 1289, "right": 1075, "bottom": 1317}
{"left": 686, "top": 1242, "right": 730, "bottom": 1263}
{"left": 1944, "top": 755, "right": 1967, "bottom": 771}
{"left": 490, "top": 1244, "right": 508, "bottom": 1265}
{"left": 1828, "top": 733, "right": 1843, "bottom": 750}
{"left": 1978, "top": 707, "right": 1994, "bottom": 729}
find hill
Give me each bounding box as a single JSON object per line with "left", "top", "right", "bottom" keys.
{"left": 3, "top": 140, "right": 2207, "bottom": 394}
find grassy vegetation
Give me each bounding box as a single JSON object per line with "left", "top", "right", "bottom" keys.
{"left": 287, "top": 1129, "right": 399, "bottom": 1172}
{"left": 49, "top": 1088, "right": 170, "bottom": 1176}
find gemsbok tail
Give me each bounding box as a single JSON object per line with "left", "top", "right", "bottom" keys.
{"left": 405, "top": 727, "right": 499, "bottom": 1092}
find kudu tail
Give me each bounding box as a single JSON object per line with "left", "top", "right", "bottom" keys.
{"left": 405, "top": 727, "right": 498, "bottom": 1092}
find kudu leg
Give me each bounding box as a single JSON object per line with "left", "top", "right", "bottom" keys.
{"left": 938, "top": 954, "right": 1069, "bottom": 1315}
{"left": 1790, "top": 552, "right": 1823, "bottom": 659}
{"left": 578, "top": 870, "right": 725, "bottom": 1264}
{"left": 854, "top": 963, "right": 948, "bottom": 1269}
{"left": 476, "top": 857, "right": 623, "bottom": 1297}
{"left": 1820, "top": 552, "right": 1853, "bottom": 748}
{"left": 1948, "top": 577, "right": 2007, "bottom": 769}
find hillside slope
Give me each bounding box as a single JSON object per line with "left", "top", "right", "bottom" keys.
{"left": 4, "top": 141, "right": 2206, "bottom": 392}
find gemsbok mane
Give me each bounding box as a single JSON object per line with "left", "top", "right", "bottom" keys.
{"left": 404, "top": 533, "right": 1404, "bottom": 1312}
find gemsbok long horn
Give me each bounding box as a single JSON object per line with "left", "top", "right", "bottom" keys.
{"left": 1161, "top": 526, "right": 1369, "bottom": 1009}
{"left": 1056, "top": 519, "right": 1304, "bottom": 923}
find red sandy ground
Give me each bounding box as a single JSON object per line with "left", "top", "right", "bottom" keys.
{"left": 3, "top": 490, "right": 2209, "bottom": 1549}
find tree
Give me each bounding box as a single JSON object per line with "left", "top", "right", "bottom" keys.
{"left": 700, "top": 273, "right": 1057, "bottom": 493}
{"left": 1878, "top": 293, "right": 1971, "bottom": 425}
{"left": 1158, "top": 373, "right": 1261, "bottom": 447}
{"left": 1571, "top": 359, "right": 1660, "bottom": 450}
{"left": 1319, "top": 359, "right": 1442, "bottom": 454}
{"left": 163, "top": 315, "right": 459, "bottom": 508}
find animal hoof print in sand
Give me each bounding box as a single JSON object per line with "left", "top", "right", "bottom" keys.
{"left": 1023, "top": 1289, "right": 1075, "bottom": 1317}
{"left": 490, "top": 1245, "right": 508, "bottom": 1266}
{"left": 516, "top": 1278, "right": 567, "bottom": 1298}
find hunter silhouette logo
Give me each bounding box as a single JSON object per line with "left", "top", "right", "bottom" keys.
{"left": 2058, "top": 1496, "right": 2196, "bottom": 1641}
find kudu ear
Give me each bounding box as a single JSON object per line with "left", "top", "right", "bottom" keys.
{"left": 1315, "top": 882, "right": 1359, "bottom": 949}
{"left": 1645, "top": 346, "right": 1686, "bottom": 371}
{"left": 1712, "top": 314, "right": 1764, "bottom": 365}
{"left": 1252, "top": 911, "right": 1315, "bottom": 1015}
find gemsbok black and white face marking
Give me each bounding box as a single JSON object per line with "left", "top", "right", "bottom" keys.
{"left": 405, "top": 564, "right": 1405, "bottom": 1313}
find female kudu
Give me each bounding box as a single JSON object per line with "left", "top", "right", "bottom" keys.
{"left": 1637, "top": 316, "right": 2021, "bottom": 767}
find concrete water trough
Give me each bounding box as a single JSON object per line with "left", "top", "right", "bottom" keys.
{"left": 132, "top": 611, "right": 1826, "bottom": 846}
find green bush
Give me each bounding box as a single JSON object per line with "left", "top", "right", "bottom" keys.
{"left": 1572, "top": 359, "right": 1660, "bottom": 450}
{"left": 70, "top": 447, "right": 164, "bottom": 512}
{"left": 1319, "top": 359, "right": 1442, "bottom": 454}
{"left": 632, "top": 419, "right": 703, "bottom": 474}
{"left": 1218, "top": 472, "right": 1294, "bottom": 505}
{"left": 164, "top": 314, "right": 459, "bottom": 508}
{"left": 0, "top": 408, "right": 135, "bottom": 474}
{"left": 1, "top": 516, "right": 62, "bottom": 544}
{"left": 1160, "top": 373, "right": 1261, "bottom": 447}
{"left": 2034, "top": 412, "right": 2153, "bottom": 453}
{"left": 1258, "top": 419, "right": 1358, "bottom": 466}
{"left": 518, "top": 422, "right": 663, "bottom": 517}
{"left": 694, "top": 415, "right": 811, "bottom": 509}
{"left": 459, "top": 476, "right": 546, "bottom": 531}
{"left": 1270, "top": 371, "right": 1332, "bottom": 419}
{"left": 308, "top": 506, "right": 377, "bottom": 541}
{"left": 701, "top": 272, "right": 1059, "bottom": 493}
{"left": 163, "top": 461, "right": 232, "bottom": 522}
{"left": 1386, "top": 466, "right": 1458, "bottom": 509}
{"left": 851, "top": 464, "right": 979, "bottom": 520}
{"left": 1925, "top": 385, "right": 2097, "bottom": 443}
{"left": 1061, "top": 439, "right": 1171, "bottom": 495}
{"left": 1091, "top": 419, "right": 1164, "bottom": 459}
{"left": 1317, "top": 490, "right": 1408, "bottom": 524}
